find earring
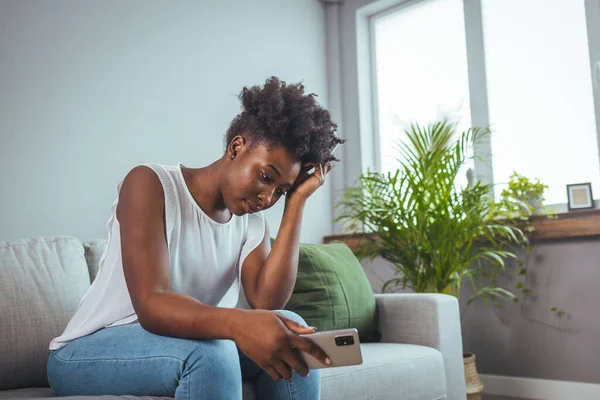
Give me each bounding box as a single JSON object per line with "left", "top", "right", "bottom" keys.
{"left": 230, "top": 154, "right": 235, "bottom": 159}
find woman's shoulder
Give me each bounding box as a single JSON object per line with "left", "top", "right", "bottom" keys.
{"left": 137, "top": 163, "right": 180, "bottom": 175}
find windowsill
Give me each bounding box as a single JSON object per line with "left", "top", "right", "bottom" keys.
{"left": 324, "top": 209, "right": 600, "bottom": 249}
{"left": 527, "top": 208, "right": 600, "bottom": 240}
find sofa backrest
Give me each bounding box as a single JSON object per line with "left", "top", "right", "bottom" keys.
{"left": 0, "top": 237, "right": 92, "bottom": 390}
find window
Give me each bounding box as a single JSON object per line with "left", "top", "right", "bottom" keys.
{"left": 482, "top": 0, "right": 599, "bottom": 204}
{"left": 373, "top": 0, "right": 471, "bottom": 173}
{"left": 372, "top": 0, "right": 600, "bottom": 207}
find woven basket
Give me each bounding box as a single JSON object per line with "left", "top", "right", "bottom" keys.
{"left": 464, "top": 352, "right": 484, "bottom": 400}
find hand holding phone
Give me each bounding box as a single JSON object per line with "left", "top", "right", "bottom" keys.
{"left": 298, "top": 328, "right": 363, "bottom": 370}
{"left": 234, "top": 310, "right": 331, "bottom": 381}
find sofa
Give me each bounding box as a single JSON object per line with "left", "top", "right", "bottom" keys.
{"left": 0, "top": 236, "right": 467, "bottom": 400}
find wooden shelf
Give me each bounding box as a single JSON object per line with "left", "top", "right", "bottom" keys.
{"left": 323, "top": 233, "right": 374, "bottom": 252}
{"left": 528, "top": 209, "right": 600, "bottom": 241}
{"left": 324, "top": 209, "right": 600, "bottom": 249}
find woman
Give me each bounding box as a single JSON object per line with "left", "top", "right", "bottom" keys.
{"left": 47, "top": 76, "right": 344, "bottom": 400}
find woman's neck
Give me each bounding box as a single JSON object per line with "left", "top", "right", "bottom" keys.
{"left": 182, "top": 159, "right": 231, "bottom": 221}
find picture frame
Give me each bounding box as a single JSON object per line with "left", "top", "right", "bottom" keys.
{"left": 566, "top": 183, "right": 594, "bottom": 210}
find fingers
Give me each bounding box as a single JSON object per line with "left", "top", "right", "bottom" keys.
{"left": 264, "top": 365, "right": 283, "bottom": 381}
{"left": 266, "top": 345, "right": 310, "bottom": 381}
{"left": 271, "top": 361, "right": 293, "bottom": 381}
{"left": 277, "top": 314, "right": 317, "bottom": 335}
{"left": 295, "top": 162, "right": 333, "bottom": 186}
{"left": 287, "top": 161, "right": 334, "bottom": 198}
{"left": 288, "top": 324, "right": 317, "bottom": 335}
{"left": 281, "top": 349, "right": 309, "bottom": 377}
{"left": 291, "top": 172, "right": 312, "bottom": 189}
{"left": 313, "top": 162, "right": 333, "bottom": 183}
{"left": 302, "top": 162, "right": 332, "bottom": 175}
{"left": 288, "top": 335, "right": 331, "bottom": 367}
{"left": 276, "top": 314, "right": 328, "bottom": 366}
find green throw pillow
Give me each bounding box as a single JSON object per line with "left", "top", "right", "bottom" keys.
{"left": 284, "top": 241, "right": 376, "bottom": 342}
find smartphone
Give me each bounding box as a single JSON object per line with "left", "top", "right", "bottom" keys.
{"left": 298, "top": 328, "right": 363, "bottom": 370}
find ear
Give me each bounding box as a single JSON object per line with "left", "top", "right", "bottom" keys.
{"left": 228, "top": 135, "right": 247, "bottom": 159}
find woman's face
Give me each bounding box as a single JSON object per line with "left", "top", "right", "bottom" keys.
{"left": 222, "top": 137, "right": 302, "bottom": 216}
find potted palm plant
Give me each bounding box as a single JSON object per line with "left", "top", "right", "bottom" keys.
{"left": 335, "top": 121, "right": 534, "bottom": 399}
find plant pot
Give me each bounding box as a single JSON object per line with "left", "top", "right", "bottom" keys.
{"left": 464, "top": 352, "right": 484, "bottom": 400}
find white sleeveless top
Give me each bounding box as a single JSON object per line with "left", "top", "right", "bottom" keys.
{"left": 49, "top": 163, "right": 265, "bottom": 350}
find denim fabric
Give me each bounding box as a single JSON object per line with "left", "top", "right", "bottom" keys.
{"left": 47, "top": 310, "right": 320, "bottom": 400}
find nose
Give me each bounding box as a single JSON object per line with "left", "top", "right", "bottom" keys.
{"left": 257, "top": 189, "right": 275, "bottom": 209}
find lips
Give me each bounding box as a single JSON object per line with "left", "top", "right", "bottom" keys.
{"left": 244, "top": 200, "right": 260, "bottom": 214}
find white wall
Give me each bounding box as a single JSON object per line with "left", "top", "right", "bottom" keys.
{"left": 0, "top": 0, "right": 332, "bottom": 243}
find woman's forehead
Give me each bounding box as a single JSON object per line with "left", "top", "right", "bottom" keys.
{"left": 252, "top": 143, "right": 296, "bottom": 163}
{"left": 252, "top": 143, "right": 301, "bottom": 180}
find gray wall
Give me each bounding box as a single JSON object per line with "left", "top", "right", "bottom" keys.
{"left": 459, "top": 239, "right": 600, "bottom": 384}
{"left": 333, "top": 0, "right": 600, "bottom": 386}
{"left": 364, "top": 240, "right": 600, "bottom": 384}
{"left": 0, "top": 0, "right": 332, "bottom": 243}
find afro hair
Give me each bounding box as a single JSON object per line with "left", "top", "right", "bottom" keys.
{"left": 225, "top": 76, "right": 344, "bottom": 165}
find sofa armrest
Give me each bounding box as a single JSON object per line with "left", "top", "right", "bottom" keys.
{"left": 375, "top": 293, "right": 466, "bottom": 400}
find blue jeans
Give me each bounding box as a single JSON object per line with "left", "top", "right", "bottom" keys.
{"left": 47, "top": 310, "right": 320, "bottom": 400}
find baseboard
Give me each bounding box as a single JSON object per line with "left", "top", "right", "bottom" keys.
{"left": 480, "top": 374, "right": 600, "bottom": 400}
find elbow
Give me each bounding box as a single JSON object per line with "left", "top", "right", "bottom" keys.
{"left": 135, "top": 306, "right": 155, "bottom": 333}
{"left": 132, "top": 292, "right": 161, "bottom": 333}
{"left": 136, "top": 310, "right": 156, "bottom": 333}
{"left": 244, "top": 281, "right": 290, "bottom": 310}
{"left": 248, "top": 294, "right": 288, "bottom": 311}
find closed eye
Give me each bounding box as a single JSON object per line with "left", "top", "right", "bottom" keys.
{"left": 261, "top": 172, "right": 287, "bottom": 196}
{"left": 260, "top": 172, "right": 273, "bottom": 183}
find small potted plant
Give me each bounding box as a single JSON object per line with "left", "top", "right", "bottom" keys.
{"left": 499, "top": 171, "right": 550, "bottom": 216}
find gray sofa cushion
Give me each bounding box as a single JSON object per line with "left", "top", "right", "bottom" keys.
{"left": 0, "top": 388, "right": 54, "bottom": 399}
{"left": 321, "top": 343, "right": 447, "bottom": 400}
{"left": 0, "top": 237, "right": 91, "bottom": 390}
